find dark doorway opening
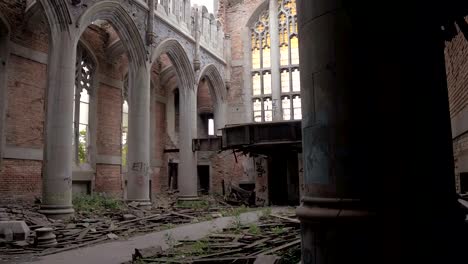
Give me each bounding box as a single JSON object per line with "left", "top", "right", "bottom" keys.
{"left": 460, "top": 172, "right": 468, "bottom": 194}
{"left": 168, "top": 162, "right": 178, "bottom": 190}
{"left": 198, "top": 165, "right": 210, "bottom": 194}
{"left": 268, "top": 152, "right": 300, "bottom": 205}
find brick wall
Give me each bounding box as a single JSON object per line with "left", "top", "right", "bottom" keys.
{"left": 97, "top": 83, "right": 122, "bottom": 157}
{"left": 445, "top": 17, "right": 468, "bottom": 118}
{"left": 6, "top": 55, "right": 46, "bottom": 148}
{"left": 0, "top": 160, "right": 42, "bottom": 202}
{"left": 0, "top": 0, "right": 49, "bottom": 53}
{"left": 225, "top": 0, "right": 264, "bottom": 124}
{"left": 445, "top": 17, "right": 468, "bottom": 193}
{"left": 95, "top": 164, "right": 122, "bottom": 198}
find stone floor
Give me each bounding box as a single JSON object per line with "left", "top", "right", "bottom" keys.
{"left": 10, "top": 207, "right": 291, "bottom": 264}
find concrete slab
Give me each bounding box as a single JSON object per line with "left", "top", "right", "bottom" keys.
{"left": 0, "top": 221, "right": 29, "bottom": 242}
{"left": 20, "top": 207, "right": 292, "bottom": 264}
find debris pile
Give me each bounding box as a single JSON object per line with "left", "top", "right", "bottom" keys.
{"left": 130, "top": 211, "right": 301, "bottom": 264}
{"left": 0, "top": 195, "right": 237, "bottom": 260}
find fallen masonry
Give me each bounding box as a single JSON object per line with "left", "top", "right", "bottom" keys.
{"left": 0, "top": 195, "right": 249, "bottom": 262}
{"left": 128, "top": 210, "right": 301, "bottom": 264}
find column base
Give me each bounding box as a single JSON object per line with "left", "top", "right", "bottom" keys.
{"left": 39, "top": 205, "right": 74, "bottom": 220}
{"left": 125, "top": 200, "right": 152, "bottom": 209}
{"left": 177, "top": 195, "right": 199, "bottom": 201}
{"left": 297, "top": 197, "right": 376, "bottom": 264}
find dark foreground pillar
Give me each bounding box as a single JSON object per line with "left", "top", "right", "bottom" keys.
{"left": 296, "top": 0, "right": 466, "bottom": 263}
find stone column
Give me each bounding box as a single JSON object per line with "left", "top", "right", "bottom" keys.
{"left": 126, "top": 64, "right": 152, "bottom": 207}
{"left": 295, "top": 0, "right": 375, "bottom": 262}
{"left": 268, "top": 0, "right": 281, "bottom": 121}
{"left": 178, "top": 87, "right": 198, "bottom": 200}
{"left": 296, "top": 0, "right": 463, "bottom": 263}
{"left": 40, "top": 32, "right": 76, "bottom": 218}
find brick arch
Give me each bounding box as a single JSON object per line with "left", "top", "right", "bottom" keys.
{"left": 76, "top": 1, "right": 147, "bottom": 68}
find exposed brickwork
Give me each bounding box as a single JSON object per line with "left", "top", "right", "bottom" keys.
{"left": 0, "top": 0, "right": 49, "bottom": 53}
{"left": 94, "top": 164, "right": 123, "bottom": 198}
{"left": 445, "top": 17, "right": 468, "bottom": 118}
{"left": 446, "top": 17, "right": 468, "bottom": 193}
{"left": 97, "top": 83, "right": 123, "bottom": 156}
{"left": 0, "top": 159, "right": 42, "bottom": 202}
{"left": 6, "top": 55, "right": 46, "bottom": 148}
{"left": 210, "top": 152, "right": 249, "bottom": 194}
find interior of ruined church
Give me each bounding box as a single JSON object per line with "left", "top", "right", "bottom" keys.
{"left": 0, "top": 0, "right": 468, "bottom": 263}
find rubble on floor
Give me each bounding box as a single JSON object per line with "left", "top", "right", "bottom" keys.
{"left": 0, "top": 194, "right": 243, "bottom": 260}
{"left": 128, "top": 209, "right": 301, "bottom": 264}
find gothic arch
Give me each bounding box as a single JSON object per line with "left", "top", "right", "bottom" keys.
{"left": 37, "top": 0, "right": 72, "bottom": 32}
{"left": 246, "top": 0, "right": 269, "bottom": 27}
{"left": 196, "top": 64, "right": 226, "bottom": 103}
{"left": 151, "top": 38, "right": 196, "bottom": 91}
{"left": 196, "top": 64, "right": 227, "bottom": 132}
{"left": 77, "top": 1, "right": 147, "bottom": 68}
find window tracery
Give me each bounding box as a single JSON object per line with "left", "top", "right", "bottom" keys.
{"left": 73, "top": 45, "right": 95, "bottom": 164}
{"left": 251, "top": 0, "right": 301, "bottom": 122}
{"left": 251, "top": 10, "right": 272, "bottom": 122}
{"left": 278, "top": 0, "right": 301, "bottom": 120}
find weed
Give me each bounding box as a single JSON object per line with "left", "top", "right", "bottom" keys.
{"left": 248, "top": 223, "right": 261, "bottom": 235}
{"left": 73, "top": 194, "right": 122, "bottom": 213}
{"left": 162, "top": 223, "right": 175, "bottom": 230}
{"left": 260, "top": 207, "right": 272, "bottom": 219}
{"left": 190, "top": 240, "right": 210, "bottom": 255}
{"left": 164, "top": 232, "right": 176, "bottom": 248}
{"left": 271, "top": 226, "right": 286, "bottom": 235}
{"left": 230, "top": 215, "right": 243, "bottom": 233}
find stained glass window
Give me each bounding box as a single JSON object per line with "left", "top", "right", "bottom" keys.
{"left": 279, "top": 0, "right": 301, "bottom": 120}
{"left": 263, "top": 72, "right": 272, "bottom": 94}
{"left": 282, "top": 96, "right": 291, "bottom": 120}
{"left": 250, "top": 0, "right": 301, "bottom": 122}
{"left": 292, "top": 68, "right": 300, "bottom": 92}
{"left": 281, "top": 69, "right": 290, "bottom": 92}
{"left": 251, "top": 9, "right": 272, "bottom": 122}
{"left": 293, "top": 95, "right": 302, "bottom": 120}
{"left": 253, "top": 99, "right": 262, "bottom": 122}
{"left": 252, "top": 73, "right": 261, "bottom": 96}
{"left": 264, "top": 98, "right": 273, "bottom": 122}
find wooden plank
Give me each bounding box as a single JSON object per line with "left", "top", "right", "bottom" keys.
{"left": 256, "top": 239, "right": 300, "bottom": 255}
{"left": 170, "top": 211, "right": 198, "bottom": 220}
{"left": 118, "top": 214, "right": 163, "bottom": 225}
{"left": 270, "top": 214, "right": 300, "bottom": 224}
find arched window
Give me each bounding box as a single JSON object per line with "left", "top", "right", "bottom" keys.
{"left": 251, "top": 10, "right": 272, "bottom": 122}
{"left": 250, "top": 0, "right": 301, "bottom": 122}
{"left": 278, "top": 0, "right": 301, "bottom": 120}
{"left": 73, "top": 44, "right": 95, "bottom": 164}
{"left": 122, "top": 83, "right": 129, "bottom": 167}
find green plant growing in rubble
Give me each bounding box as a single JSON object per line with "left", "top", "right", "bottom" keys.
{"left": 162, "top": 223, "right": 175, "bottom": 230}
{"left": 73, "top": 194, "right": 122, "bottom": 213}
{"left": 164, "top": 232, "right": 176, "bottom": 248}
{"left": 272, "top": 226, "right": 286, "bottom": 235}
{"left": 260, "top": 207, "right": 272, "bottom": 219}
{"left": 230, "top": 215, "right": 243, "bottom": 233}
{"left": 248, "top": 223, "right": 261, "bottom": 235}
{"left": 190, "top": 240, "right": 210, "bottom": 255}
